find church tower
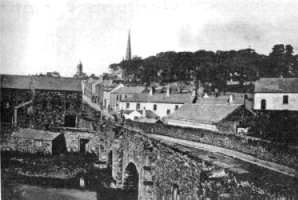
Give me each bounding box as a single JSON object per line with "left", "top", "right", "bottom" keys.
{"left": 125, "top": 30, "right": 131, "bottom": 61}
{"left": 74, "top": 60, "right": 86, "bottom": 78}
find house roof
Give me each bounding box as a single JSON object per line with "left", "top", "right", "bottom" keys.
{"left": 0, "top": 74, "right": 82, "bottom": 92}
{"left": 254, "top": 78, "right": 298, "bottom": 93}
{"left": 195, "top": 95, "right": 253, "bottom": 110}
{"left": 111, "top": 86, "right": 147, "bottom": 94}
{"left": 12, "top": 128, "right": 60, "bottom": 141}
{"left": 168, "top": 104, "right": 242, "bottom": 124}
{"left": 122, "top": 109, "right": 159, "bottom": 118}
{"left": 136, "top": 110, "right": 160, "bottom": 118}
{"left": 121, "top": 93, "right": 194, "bottom": 104}
{"left": 134, "top": 117, "right": 162, "bottom": 124}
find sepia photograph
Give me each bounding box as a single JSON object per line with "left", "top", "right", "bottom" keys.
{"left": 1, "top": 0, "right": 298, "bottom": 199}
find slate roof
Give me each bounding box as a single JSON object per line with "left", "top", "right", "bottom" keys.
{"left": 254, "top": 78, "right": 298, "bottom": 93}
{"left": 121, "top": 93, "right": 194, "bottom": 104}
{"left": 12, "top": 128, "right": 60, "bottom": 141}
{"left": 0, "top": 74, "right": 82, "bottom": 92}
{"left": 168, "top": 104, "right": 242, "bottom": 124}
{"left": 195, "top": 95, "right": 253, "bottom": 110}
{"left": 111, "top": 86, "right": 147, "bottom": 94}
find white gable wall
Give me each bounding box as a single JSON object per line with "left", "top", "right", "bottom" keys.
{"left": 254, "top": 93, "right": 298, "bottom": 111}
{"left": 119, "top": 102, "right": 183, "bottom": 118}
{"left": 123, "top": 111, "right": 143, "bottom": 120}
{"left": 103, "top": 84, "right": 124, "bottom": 109}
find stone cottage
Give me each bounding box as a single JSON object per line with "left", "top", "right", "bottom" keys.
{"left": 0, "top": 74, "right": 82, "bottom": 130}
{"left": 10, "top": 128, "right": 66, "bottom": 155}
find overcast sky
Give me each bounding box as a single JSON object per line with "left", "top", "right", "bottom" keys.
{"left": 1, "top": 0, "right": 298, "bottom": 77}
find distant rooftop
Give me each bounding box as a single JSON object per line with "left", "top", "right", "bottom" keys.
{"left": 121, "top": 93, "right": 194, "bottom": 104}
{"left": 0, "top": 74, "right": 82, "bottom": 92}
{"left": 168, "top": 104, "right": 242, "bottom": 124}
{"left": 111, "top": 86, "right": 147, "bottom": 94}
{"left": 254, "top": 78, "right": 298, "bottom": 93}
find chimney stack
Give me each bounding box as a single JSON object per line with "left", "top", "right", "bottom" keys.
{"left": 191, "top": 88, "right": 196, "bottom": 97}
{"left": 229, "top": 95, "right": 234, "bottom": 104}
{"left": 166, "top": 85, "right": 170, "bottom": 97}
{"left": 142, "top": 107, "right": 146, "bottom": 118}
{"left": 149, "top": 87, "right": 153, "bottom": 96}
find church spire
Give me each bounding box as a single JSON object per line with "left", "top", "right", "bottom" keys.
{"left": 125, "top": 30, "right": 131, "bottom": 61}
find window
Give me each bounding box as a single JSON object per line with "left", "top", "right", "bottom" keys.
{"left": 153, "top": 104, "right": 157, "bottom": 111}
{"left": 283, "top": 95, "right": 289, "bottom": 104}
{"left": 175, "top": 105, "right": 179, "bottom": 110}
{"left": 261, "top": 99, "right": 266, "bottom": 110}
{"left": 126, "top": 103, "right": 130, "bottom": 109}
{"left": 34, "top": 140, "right": 42, "bottom": 147}
{"left": 167, "top": 109, "right": 171, "bottom": 115}
{"left": 136, "top": 103, "right": 140, "bottom": 110}
{"left": 65, "top": 102, "right": 71, "bottom": 109}
{"left": 120, "top": 95, "right": 122, "bottom": 101}
{"left": 125, "top": 95, "right": 127, "bottom": 99}
{"left": 42, "top": 101, "right": 48, "bottom": 108}
{"left": 116, "top": 95, "right": 119, "bottom": 100}
{"left": 134, "top": 116, "right": 138, "bottom": 120}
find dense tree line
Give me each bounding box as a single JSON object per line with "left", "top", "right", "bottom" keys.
{"left": 110, "top": 44, "right": 298, "bottom": 91}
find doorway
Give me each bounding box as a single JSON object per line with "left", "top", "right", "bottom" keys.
{"left": 79, "top": 138, "right": 89, "bottom": 153}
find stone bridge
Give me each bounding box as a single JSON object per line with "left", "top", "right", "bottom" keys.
{"left": 98, "top": 121, "right": 298, "bottom": 200}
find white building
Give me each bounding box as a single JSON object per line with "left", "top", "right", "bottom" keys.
{"left": 103, "top": 84, "right": 124, "bottom": 109}
{"left": 253, "top": 78, "right": 298, "bottom": 111}
{"left": 119, "top": 88, "right": 195, "bottom": 118}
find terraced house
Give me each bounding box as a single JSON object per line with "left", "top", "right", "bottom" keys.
{"left": 110, "top": 86, "right": 148, "bottom": 111}
{"left": 120, "top": 87, "right": 195, "bottom": 119}
{"left": 0, "top": 74, "right": 82, "bottom": 132}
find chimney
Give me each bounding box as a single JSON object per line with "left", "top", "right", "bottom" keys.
{"left": 191, "top": 88, "right": 196, "bottom": 97}
{"left": 177, "top": 87, "right": 181, "bottom": 93}
{"left": 142, "top": 107, "right": 146, "bottom": 117}
{"left": 166, "top": 85, "right": 170, "bottom": 97}
{"left": 229, "top": 95, "right": 234, "bottom": 104}
{"left": 149, "top": 87, "right": 153, "bottom": 96}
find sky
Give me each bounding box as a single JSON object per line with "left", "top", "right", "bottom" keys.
{"left": 1, "top": 0, "right": 298, "bottom": 77}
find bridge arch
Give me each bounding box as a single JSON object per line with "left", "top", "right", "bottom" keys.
{"left": 123, "top": 162, "right": 139, "bottom": 199}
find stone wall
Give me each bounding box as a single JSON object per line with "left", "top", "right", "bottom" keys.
{"left": 9, "top": 137, "right": 52, "bottom": 154}
{"left": 101, "top": 122, "right": 289, "bottom": 199}
{"left": 34, "top": 90, "right": 81, "bottom": 128}
{"left": 0, "top": 124, "right": 13, "bottom": 146}
{"left": 0, "top": 88, "right": 82, "bottom": 129}
{"left": 125, "top": 121, "right": 298, "bottom": 170}
{"left": 62, "top": 130, "right": 100, "bottom": 155}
